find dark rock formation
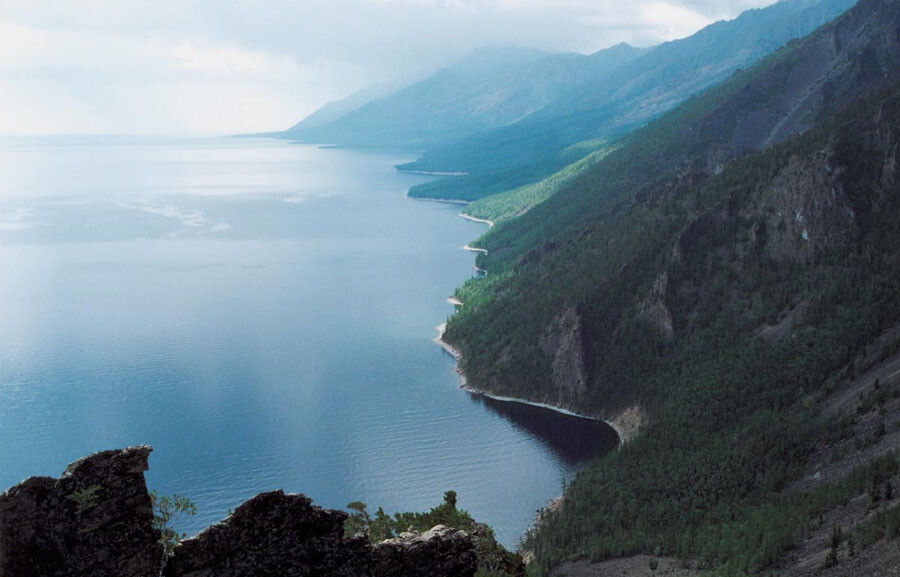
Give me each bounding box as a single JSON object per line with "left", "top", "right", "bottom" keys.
{"left": 166, "top": 492, "right": 477, "bottom": 577}
{"left": 372, "top": 526, "right": 478, "bottom": 577}
{"left": 0, "top": 446, "right": 162, "bottom": 577}
{"left": 0, "top": 447, "right": 478, "bottom": 577}
{"left": 539, "top": 308, "right": 589, "bottom": 406}
{"left": 163, "top": 490, "right": 371, "bottom": 577}
{"left": 759, "top": 150, "right": 857, "bottom": 261}
{"left": 638, "top": 272, "right": 674, "bottom": 340}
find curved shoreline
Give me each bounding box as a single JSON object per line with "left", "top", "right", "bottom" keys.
{"left": 433, "top": 324, "right": 625, "bottom": 445}
{"left": 458, "top": 213, "right": 495, "bottom": 228}
{"left": 421, "top": 197, "right": 626, "bottom": 446}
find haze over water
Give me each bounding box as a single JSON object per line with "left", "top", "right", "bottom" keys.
{"left": 0, "top": 136, "right": 618, "bottom": 547}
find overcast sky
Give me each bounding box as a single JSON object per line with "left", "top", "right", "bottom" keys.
{"left": 0, "top": 0, "right": 779, "bottom": 135}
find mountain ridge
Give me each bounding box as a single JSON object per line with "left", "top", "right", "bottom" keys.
{"left": 282, "top": 44, "right": 644, "bottom": 150}
{"left": 401, "top": 0, "right": 859, "bottom": 201}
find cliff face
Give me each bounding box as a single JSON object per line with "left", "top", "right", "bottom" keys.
{"left": 0, "top": 446, "right": 162, "bottom": 577}
{"left": 538, "top": 308, "right": 590, "bottom": 408}
{"left": 0, "top": 448, "right": 478, "bottom": 577}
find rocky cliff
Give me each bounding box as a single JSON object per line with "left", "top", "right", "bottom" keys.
{"left": 0, "top": 446, "right": 162, "bottom": 577}
{"left": 0, "top": 448, "right": 478, "bottom": 577}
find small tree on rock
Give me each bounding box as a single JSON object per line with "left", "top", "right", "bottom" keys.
{"left": 150, "top": 490, "right": 197, "bottom": 555}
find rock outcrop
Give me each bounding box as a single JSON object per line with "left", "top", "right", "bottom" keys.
{"left": 166, "top": 495, "right": 478, "bottom": 577}
{"left": 164, "top": 490, "right": 372, "bottom": 577}
{"left": 0, "top": 447, "right": 478, "bottom": 577}
{"left": 638, "top": 272, "right": 674, "bottom": 341}
{"left": 0, "top": 446, "right": 162, "bottom": 577}
{"left": 759, "top": 150, "right": 857, "bottom": 262}
{"left": 372, "top": 526, "right": 477, "bottom": 577}
{"left": 539, "top": 308, "right": 589, "bottom": 406}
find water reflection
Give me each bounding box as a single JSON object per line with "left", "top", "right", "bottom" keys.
{"left": 471, "top": 393, "right": 619, "bottom": 467}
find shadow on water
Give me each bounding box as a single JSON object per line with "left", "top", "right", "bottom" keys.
{"left": 468, "top": 393, "right": 620, "bottom": 468}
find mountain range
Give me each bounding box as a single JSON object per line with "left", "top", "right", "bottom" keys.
{"left": 285, "top": 0, "right": 856, "bottom": 202}
{"left": 285, "top": 45, "right": 644, "bottom": 151}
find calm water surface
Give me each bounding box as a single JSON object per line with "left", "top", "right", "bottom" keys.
{"left": 0, "top": 136, "right": 617, "bottom": 547}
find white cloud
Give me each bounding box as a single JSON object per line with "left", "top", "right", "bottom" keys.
{"left": 639, "top": 2, "right": 717, "bottom": 40}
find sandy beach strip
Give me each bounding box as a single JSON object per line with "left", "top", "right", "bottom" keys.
{"left": 398, "top": 170, "right": 468, "bottom": 176}
{"left": 459, "top": 213, "right": 495, "bottom": 228}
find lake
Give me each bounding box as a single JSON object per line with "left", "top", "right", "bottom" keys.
{"left": 0, "top": 135, "right": 618, "bottom": 547}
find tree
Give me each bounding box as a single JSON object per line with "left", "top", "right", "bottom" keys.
{"left": 150, "top": 490, "right": 197, "bottom": 555}
{"left": 443, "top": 490, "right": 458, "bottom": 510}
{"left": 345, "top": 501, "right": 371, "bottom": 538}
{"left": 68, "top": 485, "right": 102, "bottom": 516}
{"left": 371, "top": 507, "right": 395, "bottom": 542}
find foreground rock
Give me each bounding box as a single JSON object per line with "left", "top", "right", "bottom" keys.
{"left": 164, "top": 490, "right": 372, "bottom": 577}
{"left": 372, "top": 525, "right": 477, "bottom": 577}
{"left": 0, "top": 446, "right": 162, "bottom": 577}
{"left": 0, "top": 447, "right": 478, "bottom": 577}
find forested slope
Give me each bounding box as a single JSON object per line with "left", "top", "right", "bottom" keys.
{"left": 440, "top": 0, "right": 900, "bottom": 573}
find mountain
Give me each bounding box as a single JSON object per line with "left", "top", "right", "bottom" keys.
{"left": 289, "top": 82, "right": 402, "bottom": 132}
{"left": 442, "top": 0, "right": 900, "bottom": 573}
{"left": 282, "top": 44, "right": 645, "bottom": 150}
{"left": 402, "top": 0, "right": 860, "bottom": 201}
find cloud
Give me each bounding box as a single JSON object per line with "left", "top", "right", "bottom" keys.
{"left": 0, "top": 0, "right": 778, "bottom": 135}
{"left": 0, "top": 13, "right": 365, "bottom": 134}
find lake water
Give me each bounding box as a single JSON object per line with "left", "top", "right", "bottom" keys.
{"left": 0, "top": 136, "right": 618, "bottom": 547}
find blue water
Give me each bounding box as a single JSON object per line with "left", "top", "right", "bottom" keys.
{"left": 0, "top": 136, "right": 617, "bottom": 547}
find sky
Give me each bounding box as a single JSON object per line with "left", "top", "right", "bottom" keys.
{"left": 0, "top": 0, "right": 779, "bottom": 135}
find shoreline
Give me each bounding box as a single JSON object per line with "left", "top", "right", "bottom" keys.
{"left": 427, "top": 190, "right": 627, "bottom": 554}
{"left": 433, "top": 324, "right": 626, "bottom": 444}
{"left": 398, "top": 169, "right": 468, "bottom": 176}
{"left": 458, "top": 213, "right": 495, "bottom": 228}
{"left": 409, "top": 196, "right": 468, "bottom": 206}
{"left": 408, "top": 189, "right": 627, "bottom": 444}
{"left": 423, "top": 204, "right": 626, "bottom": 446}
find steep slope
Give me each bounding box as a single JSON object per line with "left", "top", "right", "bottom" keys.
{"left": 402, "top": 0, "right": 859, "bottom": 201}
{"left": 442, "top": 0, "right": 900, "bottom": 573}
{"left": 284, "top": 45, "right": 643, "bottom": 150}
